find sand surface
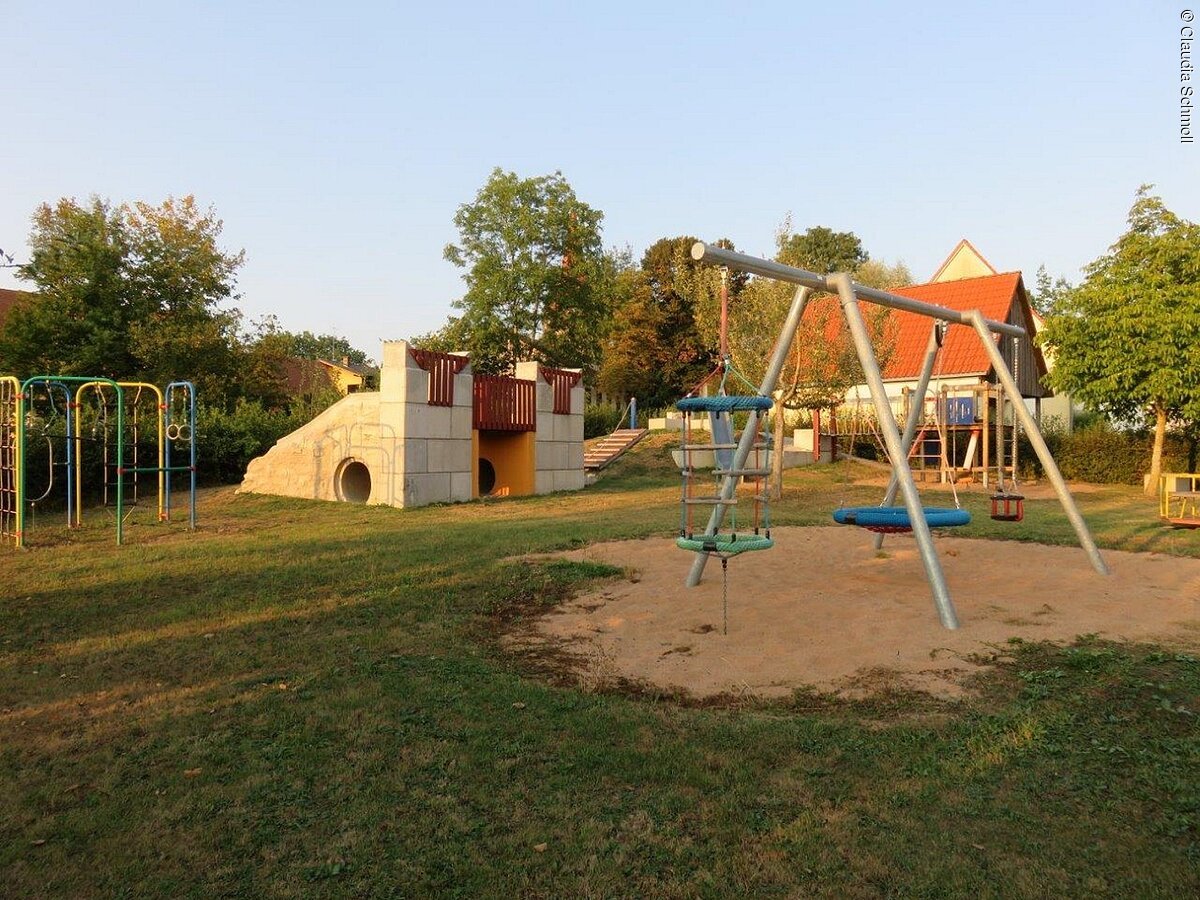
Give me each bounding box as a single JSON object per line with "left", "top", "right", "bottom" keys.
{"left": 524, "top": 527, "right": 1200, "bottom": 699}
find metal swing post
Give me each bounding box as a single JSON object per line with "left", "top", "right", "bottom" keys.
{"left": 966, "top": 311, "right": 1108, "bottom": 575}
{"left": 832, "top": 275, "right": 960, "bottom": 630}
{"left": 873, "top": 321, "right": 944, "bottom": 551}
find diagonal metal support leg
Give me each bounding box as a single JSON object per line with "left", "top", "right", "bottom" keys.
{"left": 874, "top": 322, "right": 942, "bottom": 550}
{"left": 967, "top": 310, "right": 1109, "bottom": 575}
{"left": 833, "top": 275, "right": 959, "bottom": 630}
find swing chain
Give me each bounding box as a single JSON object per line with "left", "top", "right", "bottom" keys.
{"left": 721, "top": 557, "right": 728, "bottom": 636}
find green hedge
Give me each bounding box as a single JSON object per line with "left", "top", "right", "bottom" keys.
{"left": 584, "top": 404, "right": 625, "bottom": 439}
{"left": 197, "top": 393, "right": 340, "bottom": 484}
{"left": 1020, "top": 426, "right": 1195, "bottom": 484}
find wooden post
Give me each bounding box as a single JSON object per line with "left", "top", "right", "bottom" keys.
{"left": 981, "top": 383, "right": 990, "bottom": 489}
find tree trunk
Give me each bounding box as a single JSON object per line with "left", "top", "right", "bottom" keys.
{"left": 1147, "top": 402, "right": 1167, "bottom": 496}
{"left": 772, "top": 397, "right": 785, "bottom": 501}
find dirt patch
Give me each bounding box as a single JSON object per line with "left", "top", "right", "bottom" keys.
{"left": 521, "top": 527, "right": 1200, "bottom": 700}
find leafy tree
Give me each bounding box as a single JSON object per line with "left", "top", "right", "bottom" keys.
{"left": 1029, "top": 265, "right": 1073, "bottom": 317}
{"left": 596, "top": 237, "right": 742, "bottom": 410}
{"left": 777, "top": 225, "right": 869, "bottom": 274}
{"left": 727, "top": 224, "right": 903, "bottom": 497}
{"left": 1039, "top": 185, "right": 1200, "bottom": 494}
{"left": 286, "top": 331, "right": 373, "bottom": 366}
{"left": 0, "top": 195, "right": 244, "bottom": 400}
{"left": 433, "top": 168, "right": 610, "bottom": 375}
{"left": 0, "top": 198, "right": 132, "bottom": 376}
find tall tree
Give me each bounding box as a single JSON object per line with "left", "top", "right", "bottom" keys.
{"left": 286, "top": 331, "right": 373, "bottom": 366}
{"left": 0, "top": 195, "right": 244, "bottom": 400}
{"left": 1039, "top": 185, "right": 1200, "bottom": 494}
{"left": 727, "top": 225, "right": 903, "bottom": 497}
{"left": 434, "top": 168, "right": 610, "bottom": 375}
{"left": 596, "top": 237, "right": 742, "bottom": 410}
{"left": 777, "top": 225, "right": 869, "bottom": 274}
{"left": 0, "top": 198, "right": 133, "bottom": 376}
{"left": 1029, "top": 265, "right": 1073, "bottom": 317}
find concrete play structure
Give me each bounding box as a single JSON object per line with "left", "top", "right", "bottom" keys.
{"left": 240, "top": 341, "right": 585, "bottom": 507}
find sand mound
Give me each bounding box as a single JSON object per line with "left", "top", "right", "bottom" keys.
{"left": 525, "top": 527, "right": 1200, "bottom": 700}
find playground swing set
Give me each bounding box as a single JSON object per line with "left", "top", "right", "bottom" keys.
{"left": 675, "top": 242, "right": 1110, "bottom": 632}
{"left": 0, "top": 374, "right": 197, "bottom": 549}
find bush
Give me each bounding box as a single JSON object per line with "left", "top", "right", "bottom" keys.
{"left": 585, "top": 403, "right": 625, "bottom": 439}
{"left": 197, "top": 392, "right": 340, "bottom": 484}
{"left": 1019, "top": 424, "right": 1195, "bottom": 484}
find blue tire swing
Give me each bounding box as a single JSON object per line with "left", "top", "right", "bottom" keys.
{"left": 832, "top": 504, "right": 970, "bottom": 533}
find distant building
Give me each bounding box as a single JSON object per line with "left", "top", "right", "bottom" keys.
{"left": 316, "top": 356, "right": 377, "bottom": 394}
{"left": 828, "top": 240, "right": 1063, "bottom": 483}
{"left": 0, "top": 288, "right": 34, "bottom": 331}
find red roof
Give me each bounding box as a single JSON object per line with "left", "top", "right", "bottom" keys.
{"left": 0, "top": 288, "right": 33, "bottom": 329}
{"left": 881, "top": 272, "right": 1024, "bottom": 380}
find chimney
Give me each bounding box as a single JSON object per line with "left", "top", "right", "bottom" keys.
{"left": 342, "top": 355, "right": 350, "bottom": 367}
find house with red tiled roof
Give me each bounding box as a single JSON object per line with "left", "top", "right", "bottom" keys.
{"left": 0, "top": 287, "right": 34, "bottom": 331}
{"left": 828, "top": 241, "right": 1056, "bottom": 483}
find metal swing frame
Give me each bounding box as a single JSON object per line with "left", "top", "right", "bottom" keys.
{"left": 685, "top": 242, "right": 1109, "bottom": 630}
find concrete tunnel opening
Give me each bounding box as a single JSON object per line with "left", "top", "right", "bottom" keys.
{"left": 337, "top": 459, "right": 372, "bottom": 503}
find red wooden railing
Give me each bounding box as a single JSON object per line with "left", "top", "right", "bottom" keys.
{"left": 473, "top": 376, "right": 536, "bottom": 431}
{"left": 408, "top": 349, "right": 469, "bottom": 407}
{"left": 540, "top": 366, "right": 582, "bottom": 415}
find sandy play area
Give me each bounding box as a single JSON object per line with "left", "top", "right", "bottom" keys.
{"left": 524, "top": 527, "right": 1200, "bottom": 700}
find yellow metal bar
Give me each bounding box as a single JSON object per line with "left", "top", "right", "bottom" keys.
{"left": 15, "top": 380, "right": 26, "bottom": 548}
{"left": 0, "top": 376, "right": 19, "bottom": 547}
{"left": 74, "top": 381, "right": 165, "bottom": 526}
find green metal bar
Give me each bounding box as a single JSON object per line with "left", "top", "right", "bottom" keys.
{"left": 22, "top": 376, "right": 125, "bottom": 546}
{"left": 122, "top": 465, "right": 193, "bottom": 473}
{"left": 16, "top": 387, "right": 25, "bottom": 548}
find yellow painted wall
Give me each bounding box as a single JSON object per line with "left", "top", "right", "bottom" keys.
{"left": 932, "top": 243, "right": 996, "bottom": 283}
{"left": 476, "top": 430, "right": 535, "bottom": 498}
{"left": 322, "top": 364, "right": 365, "bottom": 395}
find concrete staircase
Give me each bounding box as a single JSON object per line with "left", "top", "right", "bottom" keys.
{"left": 583, "top": 428, "right": 649, "bottom": 471}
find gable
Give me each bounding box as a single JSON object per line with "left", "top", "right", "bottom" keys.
{"left": 929, "top": 239, "right": 998, "bottom": 283}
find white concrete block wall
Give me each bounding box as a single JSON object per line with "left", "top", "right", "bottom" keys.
{"left": 379, "top": 340, "right": 474, "bottom": 507}
{"left": 404, "top": 472, "right": 452, "bottom": 508}
{"left": 450, "top": 406, "right": 473, "bottom": 440}
{"left": 450, "top": 472, "right": 473, "bottom": 502}
{"left": 526, "top": 363, "right": 586, "bottom": 497}
{"left": 242, "top": 347, "right": 585, "bottom": 509}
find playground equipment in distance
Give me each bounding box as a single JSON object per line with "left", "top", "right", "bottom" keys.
{"left": 0, "top": 374, "right": 197, "bottom": 548}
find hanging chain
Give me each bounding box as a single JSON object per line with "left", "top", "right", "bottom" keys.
{"left": 721, "top": 557, "right": 729, "bottom": 635}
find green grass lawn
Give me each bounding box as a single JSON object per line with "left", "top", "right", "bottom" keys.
{"left": 2, "top": 439, "right": 1198, "bottom": 897}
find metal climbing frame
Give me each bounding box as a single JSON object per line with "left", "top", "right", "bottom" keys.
{"left": 23, "top": 379, "right": 77, "bottom": 530}
{"left": 164, "top": 382, "right": 197, "bottom": 529}
{"left": 0, "top": 377, "right": 18, "bottom": 546}
{"left": 19, "top": 376, "right": 125, "bottom": 547}
{"left": 0, "top": 375, "right": 198, "bottom": 549}
{"left": 687, "top": 243, "right": 1109, "bottom": 630}
{"left": 74, "top": 381, "right": 166, "bottom": 527}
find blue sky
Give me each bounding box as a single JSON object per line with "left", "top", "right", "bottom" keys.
{"left": 3, "top": 1, "right": 1195, "bottom": 362}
